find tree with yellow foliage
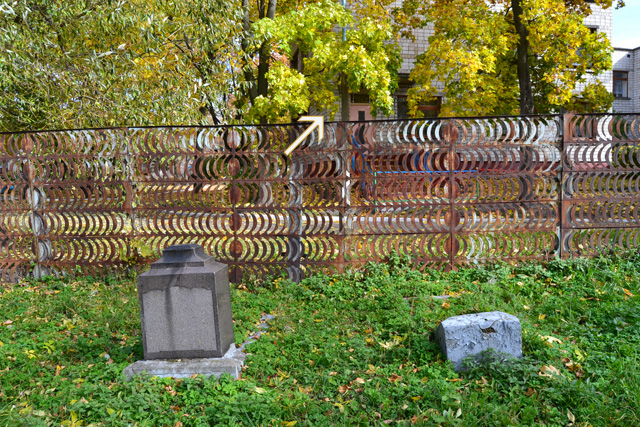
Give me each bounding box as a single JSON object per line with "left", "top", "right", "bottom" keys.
{"left": 395, "top": 0, "right": 624, "bottom": 116}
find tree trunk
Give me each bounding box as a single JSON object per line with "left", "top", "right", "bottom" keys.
{"left": 512, "top": 0, "right": 534, "bottom": 115}
{"left": 340, "top": 74, "right": 350, "bottom": 121}
{"left": 255, "top": 0, "right": 277, "bottom": 122}
{"left": 241, "top": 0, "right": 257, "bottom": 103}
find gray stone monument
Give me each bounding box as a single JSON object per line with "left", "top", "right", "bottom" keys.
{"left": 436, "top": 311, "right": 522, "bottom": 371}
{"left": 124, "top": 244, "right": 244, "bottom": 379}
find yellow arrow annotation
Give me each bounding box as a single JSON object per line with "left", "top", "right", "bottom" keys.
{"left": 284, "top": 116, "right": 324, "bottom": 156}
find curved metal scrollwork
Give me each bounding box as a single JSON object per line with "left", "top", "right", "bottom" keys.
{"left": 0, "top": 113, "right": 638, "bottom": 283}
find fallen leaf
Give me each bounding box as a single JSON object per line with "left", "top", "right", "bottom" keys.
{"left": 254, "top": 387, "right": 267, "bottom": 394}
{"left": 524, "top": 387, "right": 536, "bottom": 397}
{"left": 623, "top": 288, "right": 634, "bottom": 297}
{"left": 338, "top": 385, "right": 350, "bottom": 394}
{"left": 475, "top": 376, "right": 489, "bottom": 386}
{"left": 2, "top": 320, "right": 12, "bottom": 326}
{"left": 539, "top": 365, "right": 561, "bottom": 378}
{"left": 388, "top": 374, "right": 402, "bottom": 383}
{"left": 538, "top": 314, "right": 546, "bottom": 320}
{"left": 567, "top": 409, "right": 575, "bottom": 423}
{"left": 442, "top": 301, "right": 450, "bottom": 309}
{"left": 378, "top": 336, "right": 401, "bottom": 349}
{"left": 352, "top": 377, "right": 365, "bottom": 384}
{"left": 539, "top": 335, "right": 563, "bottom": 346}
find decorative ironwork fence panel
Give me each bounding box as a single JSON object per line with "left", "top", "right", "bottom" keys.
{"left": 561, "top": 114, "right": 640, "bottom": 257}
{"left": 0, "top": 113, "right": 638, "bottom": 283}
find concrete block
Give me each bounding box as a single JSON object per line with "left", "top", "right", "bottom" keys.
{"left": 436, "top": 311, "right": 522, "bottom": 371}
{"left": 137, "top": 244, "right": 234, "bottom": 360}
{"left": 123, "top": 344, "right": 245, "bottom": 380}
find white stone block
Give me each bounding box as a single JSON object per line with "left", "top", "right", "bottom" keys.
{"left": 436, "top": 311, "right": 522, "bottom": 371}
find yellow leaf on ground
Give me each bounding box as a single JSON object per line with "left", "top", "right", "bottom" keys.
{"left": 539, "top": 365, "right": 561, "bottom": 378}
{"left": 539, "top": 335, "right": 563, "bottom": 346}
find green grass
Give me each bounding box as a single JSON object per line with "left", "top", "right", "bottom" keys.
{"left": 1, "top": 252, "right": 640, "bottom": 426}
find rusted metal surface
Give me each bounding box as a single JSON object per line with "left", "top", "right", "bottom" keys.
{"left": 0, "top": 113, "right": 638, "bottom": 283}
{"left": 562, "top": 113, "right": 640, "bottom": 257}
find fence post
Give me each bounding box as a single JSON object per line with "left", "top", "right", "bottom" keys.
{"left": 123, "top": 128, "right": 137, "bottom": 270}
{"left": 23, "top": 135, "right": 51, "bottom": 279}
{"left": 286, "top": 136, "right": 304, "bottom": 283}
{"left": 559, "top": 113, "right": 573, "bottom": 259}
{"left": 443, "top": 121, "right": 460, "bottom": 271}
{"left": 335, "top": 122, "right": 348, "bottom": 275}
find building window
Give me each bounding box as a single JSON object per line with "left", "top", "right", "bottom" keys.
{"left": 397, "top": 96, "right": 441, "bottom": 119}
{"left": 613, "top": 71, "right": 628, "bottom": 98}
{"left": 351, "top": 94, "right": 370, "bottom": 104}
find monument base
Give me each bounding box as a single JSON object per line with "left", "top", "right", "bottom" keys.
{"left": 123, "top": 344, "right": 245, "bottom": 380}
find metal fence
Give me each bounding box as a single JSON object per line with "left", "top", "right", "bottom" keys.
{"left": 1, "top": 113, "right": 639, "bottom": 283}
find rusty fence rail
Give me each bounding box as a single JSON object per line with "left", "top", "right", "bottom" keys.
{"left": 1, "top": 113, "right": 639, "bottom": 283}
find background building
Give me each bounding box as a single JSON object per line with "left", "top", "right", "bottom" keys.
{"left": 612, "top": 46, "right": 640, "bottom": 113}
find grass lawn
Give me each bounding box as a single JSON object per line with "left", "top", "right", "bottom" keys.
{"left": 1, "top": 252, "right": 640, "bottom": 426}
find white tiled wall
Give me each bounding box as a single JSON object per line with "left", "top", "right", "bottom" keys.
{"left": 612, "top": 48, "right": 635, "bottom": 113}
{"left": 636, "top": 49, "right": 640, "bottom": 112}
{"left": 572, "top": 4, "right": 613, "bottom": 97}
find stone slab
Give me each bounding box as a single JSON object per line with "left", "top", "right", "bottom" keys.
{"left": 137, "top": 244, "right": 234, "bottom": 359}
{"left": 436, "top": 311, "right": 522, "bottom": 371}
{"left": 123, "top": 344, "right": 245, "bottom": 380}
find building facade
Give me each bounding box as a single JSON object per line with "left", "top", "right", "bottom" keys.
{"left": 612, "top": 46, "right": 640, "bottom": 113}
